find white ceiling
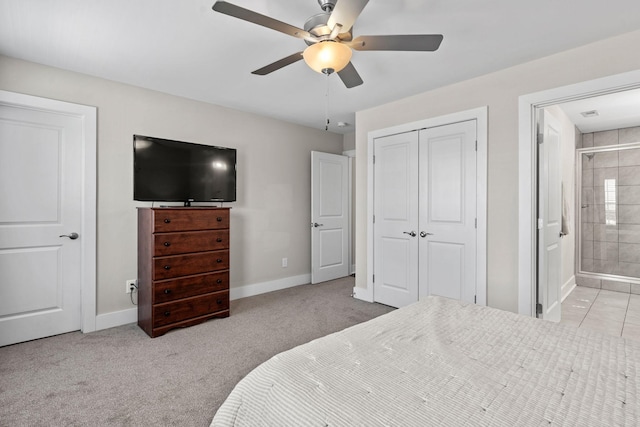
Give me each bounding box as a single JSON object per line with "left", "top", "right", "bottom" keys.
{"left": 2, "top": 0, "right": 640, "bottom": 134}
{"left": 558, "top": 89, "right": 640, "bottom": 133}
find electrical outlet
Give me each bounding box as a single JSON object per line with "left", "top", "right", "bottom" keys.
{"left": 126, "top": 279, "right": 137, "bottom": 294}
{"left": 282, "top": 257, "right": 288, "bottom": 268}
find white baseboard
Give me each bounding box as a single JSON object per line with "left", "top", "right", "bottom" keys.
{"left": 93, "top": 273, "right": 313, "bottom": 331}
{"left": 561, "top": 275, "right": 576, "bottom": 302}
{"left": 95, "top": 308, "right": 137, "bottom": 331}
{"left": 229, "top": 273, "right": 311, "bottom": 300}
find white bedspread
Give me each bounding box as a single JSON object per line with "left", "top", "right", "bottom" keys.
{"left": 212, "top": 296, "right": 640, "bottom": 426}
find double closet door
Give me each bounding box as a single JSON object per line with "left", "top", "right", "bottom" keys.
{"left": 373, "top": 120, "right": 477, "bottom": 308}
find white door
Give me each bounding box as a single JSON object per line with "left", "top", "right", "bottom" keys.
{"left": 373, "top": 122, "right": 477, "bottom": 308}
{"left": 0, "top": 93, "right": 89, "bottom": 346}
{"left": 537, "top": 109, "right": 562, "bottom": 321}
{"left": 373, "top": 131, "right": 419, "bottom": 307}
{"left": 419, "top": 122, "right": 477, "bottom": 303}
{"left": 311, "top": 151, "right": 349, "bottom": 284}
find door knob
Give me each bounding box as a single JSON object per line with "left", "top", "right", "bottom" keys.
{"left": 403, "top": 231, "right": 416, "bottom": 237}
{"left": 420, "top": 232, "right": 434, "bottom": 238}
{"left": 59, "top": 232, "right": 79, "bottom": 240}
{"left": 312, "top": 222, "right": 324, "bottom": 228}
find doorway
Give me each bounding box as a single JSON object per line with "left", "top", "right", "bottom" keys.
{"left": 372, "top": 121, "right": 478, "bottom": 307}
{"left": 518, "top": 69, "right": 640, "bottom": 317}
{"left": 0, "top": 90, "right": 97, "bottom": 346}
{"left": 311, "top": 151, "right": 350, "bottom": 284}
{"left": 364, "top": 106, "right": 488, "bottom": 307}
{"left": 534, "top": 94, "right": 640, "bottom": 323}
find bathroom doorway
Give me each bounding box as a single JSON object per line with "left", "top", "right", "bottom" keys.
{"left": 537, "top": 88, "right": 640, "bottom": 335}
{"left": 518, "top": 71, "right": 640, "bottom": 319}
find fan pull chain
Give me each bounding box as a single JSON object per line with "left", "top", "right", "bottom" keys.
{"left": 325, "top": 72, "right": 330, "bottom": 131}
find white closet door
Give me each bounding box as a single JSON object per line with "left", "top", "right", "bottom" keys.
{"left": 418, "top": 121, "right": 477, "bottom": 303}
{"left": 373, "top": 131, "right": 419, "bottom": 307}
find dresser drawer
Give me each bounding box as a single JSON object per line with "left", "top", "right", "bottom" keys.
{"left": 153, "top": 250, "right": 229, "bottom": 280}
{"left": 153, "top": 291, "right": 229, "bottom": 327}
{"left": 153, "top": 209, "right": 229, "bottom": 232}
{"left": 154, "top": 230, "right": 229, "bottom": 256}
{"left": 154, "top": 271, "right": 229, "bottom": 303}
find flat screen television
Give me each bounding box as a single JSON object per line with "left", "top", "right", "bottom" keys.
{"left": 133, "top": 134, "right": 236, "bottom": 204}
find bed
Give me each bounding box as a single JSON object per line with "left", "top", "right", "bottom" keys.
{"left": 211, "top": 296, "right": 640, "bottom": 426}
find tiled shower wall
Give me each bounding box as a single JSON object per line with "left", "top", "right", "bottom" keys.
{"left": 578, "top": 126, "right": 640, "bottom": 293}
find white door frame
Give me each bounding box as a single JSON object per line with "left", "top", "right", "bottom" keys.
{"left": 518, "top": 70, "right": 640, "bottom": 316}
{"left": 360, "top": 106, "right": 488, "bottom": 304}
{"left": 0, "top": 90, "right": 97, "bottom": 333}
{"left": 343, "top": 149, "right": 356, "bottom": 275}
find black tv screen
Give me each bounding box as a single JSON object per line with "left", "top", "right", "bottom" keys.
{"left": 133, "top": 135, "right": 236, "bottom": 203}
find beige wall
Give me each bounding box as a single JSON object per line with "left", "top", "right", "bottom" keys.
{"left": 343, "top": 132, "right": 355, "bottom": 151}
{"left": 0, "top": 55, "right": 343, "bottom": 315}
{"left": 355, "top": 29, "right": 640, "bottom": 313}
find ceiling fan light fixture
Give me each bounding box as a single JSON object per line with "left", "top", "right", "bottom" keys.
{"left": 303, "top": 41, "right": 352, "bottom": 74}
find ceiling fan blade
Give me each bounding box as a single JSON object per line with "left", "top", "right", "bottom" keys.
{"left": 350, "top": 34, "right": 443, "bottom": 51}
{"left": 327, "top": 0, "right": 369, "bottom": 34}
{"left": 251, "top": 52, "right": 304, "bottom": 76}
{"left": 337, "top": 62, "right": 363, "bottom": 88}
{"left": 212, "top": 1, "right": 317, "bottom": 43}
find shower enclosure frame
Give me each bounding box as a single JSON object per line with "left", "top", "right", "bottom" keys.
{"left": 576, "top": 141, "right": 640, "bottom": 285}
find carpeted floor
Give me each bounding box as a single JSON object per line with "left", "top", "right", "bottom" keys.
{"left": 0, "top": 276, "right": 393, "bottom": 426}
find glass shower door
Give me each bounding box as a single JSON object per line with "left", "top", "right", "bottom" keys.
{"left": 578, "top": 146, "right": 640, "bottom": 280}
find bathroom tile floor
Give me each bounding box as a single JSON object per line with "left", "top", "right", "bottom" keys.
{"left": 561, "top": 285, "right": 640, "bottom": 341}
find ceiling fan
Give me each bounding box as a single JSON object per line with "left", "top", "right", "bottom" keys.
{"left": 212, "top": 0, "right": 444, "bottom": 88}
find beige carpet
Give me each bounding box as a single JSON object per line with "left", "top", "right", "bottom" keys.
{"left": 0, "top": 277, "right": 393, "bottom": 426}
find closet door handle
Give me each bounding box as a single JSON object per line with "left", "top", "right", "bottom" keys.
{"left": 403, "top": 231, "right": 416, "bottom": 237}
{"left": 420, "top": 232, "right": 434, "bottom": 238}
{"left": 59, "top": 232, "right": 79, "bottom": 240}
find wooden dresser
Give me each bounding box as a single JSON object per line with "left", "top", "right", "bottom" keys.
{"left": 137, "top": 207, "right": 230, "bottom": 337}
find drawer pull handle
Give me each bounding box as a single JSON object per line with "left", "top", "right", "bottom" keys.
{"left": 164, "top": 241, "right": 171, "bottom": 247}
{"left": 164, "top": 218, "right": 171, "bottom": 223}
{"left": 217, "top": 217, "right": 223, "bottom": 222}
{"left": 164, "top": 289, "right": 172, "bottom": 294}
{"left": 164, "top": 265, "right": 171, "bottom": 270}
{"left": 216, "top": 258, "right": 223, "bottom": 263}
{"left": 164, "top": 311, "right": 171, "bottom": 317}
{"left": 217, "top": 299, "right": 223, "bottom": 305}
{"left": 216, "top": 279, "right": 223, "bottom": 284}
{"left": 216, "top": 238, "right": 223, "bottom": 243}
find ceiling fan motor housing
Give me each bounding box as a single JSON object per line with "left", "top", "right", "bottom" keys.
{"left": 304, "top": 12, "right": 352, "bottom": 46}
